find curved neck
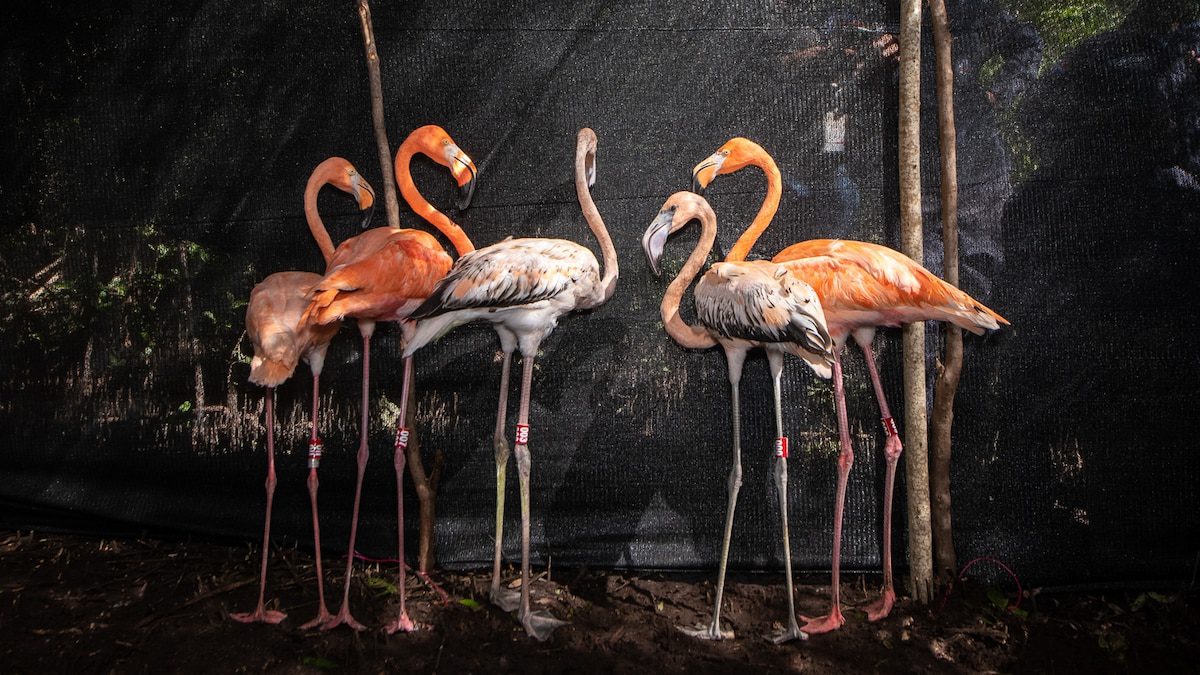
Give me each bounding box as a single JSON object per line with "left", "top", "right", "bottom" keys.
{"left": 395, "top": 145, "right": 475, "bottom": 256}
{"left": 303, "top": 164, "right": 338, "bottom": 266}
{"left": 575, "top": 145, "right": 618, "bottom": 304}
{"left": 725, "top": 150, "right": 782, "bottom": 263}
{"left": 663, "top": 209, "right": 718, "bottom": 350}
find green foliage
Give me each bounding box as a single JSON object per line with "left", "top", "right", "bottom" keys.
{"left": 1003, "top": 0, "right": 1138, "bottom": 71}
{"left": 301, "top": 656, "right": 339, "bottom": 671}
{"left": 458, "top": 597, "right": 483, "bottom": 610}
{"left": 364, "top": 575, "right": 398, "bottom": 596}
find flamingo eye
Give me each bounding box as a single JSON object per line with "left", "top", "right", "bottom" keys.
{"left": 442, "top": 139, "right": 450, "bottom": 146}
{"left": 721, "top": 150, "right": 730, "bottom": 156}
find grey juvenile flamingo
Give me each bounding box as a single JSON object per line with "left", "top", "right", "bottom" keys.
{"left": 641, "top": 190, "right": 833, "bottom": 643}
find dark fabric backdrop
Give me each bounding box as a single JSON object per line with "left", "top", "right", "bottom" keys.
{"left": 2, "top": 0, "right": 1197, "bottom": 587}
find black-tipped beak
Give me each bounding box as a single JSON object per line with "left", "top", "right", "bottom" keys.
{"left": 360, "top": 200, "right": 375, "bottom": 230}
{"left": 691, "top": 166, "right": 710, "bottom": 195}
{"left": 355, "top": 178, "right": 376, "bottom": 230}
{"left": 456, "top": 161, "right": 476, "bottom": 210}
{"left": 691, "top": 152, "right": 726, "bottom": 196}
{"left": 641, "top": 208, "right": 674, "bottom": 278}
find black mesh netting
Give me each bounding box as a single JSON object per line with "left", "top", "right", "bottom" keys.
{"left": 2, "top": 0, "right": 1197, "bottom": 587}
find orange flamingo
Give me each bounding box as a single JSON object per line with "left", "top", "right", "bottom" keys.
{"left": 693, "top": 137, "right": 1008, "bottom": 634}
{"left": 641, "top": 190, "right": 833, "bottom": 643}
{"left": 233, "top": 160, "right": 374, "bottom": 625}
{"left": 302, "top": 125, "right": 477, "bottom": 633}
{"left": 403, "top": 128, "right": 617, "bottom": 641}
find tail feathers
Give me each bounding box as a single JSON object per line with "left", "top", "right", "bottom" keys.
{"left": 403, "top": 312, "right": 467, "bottom": 358}
{"left": 249, "top": 355, "right": 298, "bottom": 387}
{"left": 947, "top": 299, "right": 1009, "bottom": 335}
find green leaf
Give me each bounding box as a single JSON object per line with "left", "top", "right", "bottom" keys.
{"left": 177, "top": 400, "right": 192, "bottom": 413}
{"left": 1130, "top": 593, "right": 1147, "bottom": 612}
{"left": 986, "top": 587, "right": 1010, "bottom": 610}
{"left": 458, "top": 598, "right": 482, "bottom": 610}
{"left": 1009, "top": 606, "right": 1029, "bottom": 620}
{"left": 364, "top": 576, "right": 398, "bottom": 595}
{"left": 301, "top": 656, "right": 339, "bottom": 670}
{"left": 1147, "top": 592, "right": 1172, "bottom": 604}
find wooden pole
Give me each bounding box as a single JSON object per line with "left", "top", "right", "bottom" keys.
{"left": 927, "top": 0, "right": 961, "bottom": 585}
{"left": 356, "top": 0, "right": 401, "bottom": 230}
{"left": 898, "top": 0, "right": 933, "bottom": 604}
{"left": 356, "top": 0, "right": 438, "bottom": 573}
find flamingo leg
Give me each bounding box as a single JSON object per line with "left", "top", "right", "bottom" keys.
{"left": 513, "top": 350, "right": 567, "bottom": 641}
{"left": 385, "top": 356, "right": 417, "bottom": 634}
{"left": 680, "top": 347, "right": 745, "bottom": 641}
{"left": 323, "top": 322, "right": 374, "bottom": 631}
{"left": 855, "top": 334, "right": 901, "bottom": 622}
{"left": 489, "top": 347, "right": 520, "bottom": 612}
{"left": 766, "top": 350, "right": 806, "bottom": 644}
{"left": 801, "top": 345, "right": 850, "bottom": 634}
{"left": 300, "top": 372, "right": 334, "bottom": 629}
{"left": 232, "top": 387, "right": 287, "bottom": 624}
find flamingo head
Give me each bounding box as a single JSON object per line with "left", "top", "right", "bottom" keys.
{"left": 325, "top": 158, "right": 376, "bottom": 230}
{"left": 406, "top": 125, "right": 478, "bottom": 210}
{"left": 641, "top": 191, "right": 713, "bottom": 278}
{"left": 691, "top": 137, "right": 765, "bottom": 194}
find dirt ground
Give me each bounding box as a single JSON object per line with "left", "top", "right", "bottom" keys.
{"left": 1, "top": 531, "right": 1196, "bottom": 673}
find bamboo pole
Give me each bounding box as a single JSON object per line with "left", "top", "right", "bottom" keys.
{"left": 898, "top": 0, "right": 933, "bottom": 604}
{"left": 927, "top": 0, "right": 961, "bottom": 585}
{"left": 356, "top": 0, "right": 439, "bottom": 573}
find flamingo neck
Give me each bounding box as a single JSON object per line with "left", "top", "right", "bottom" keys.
{"left": 663, "top": 208, "right": 718, "bottom": 350}
{"left": 394, "top": 145, "right": 475, "bottom": 256}
{"left": 725, "top": 150, "right": 782, "bottom": 263}
{"left": 303, "top": 164, "right": 338, "bottom": 266}
{"left": 575, "top": 143, "right": 618, "bottom": 305}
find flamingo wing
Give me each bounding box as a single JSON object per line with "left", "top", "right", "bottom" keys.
{"left": 302, "top": 229, "right": 452, "bottom": 325}
{"left": 695, "top": 261, "right": 830, "bottom": 356}
{"left": 775, "top": 240, "right": 1007, "bottom": 332}
{"left": 410, "top": 238, "right": 596, "bottom": 319}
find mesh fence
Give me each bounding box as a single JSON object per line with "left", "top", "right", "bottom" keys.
{"left": 2, "top": 0, "right": 1197, "bottom": 586}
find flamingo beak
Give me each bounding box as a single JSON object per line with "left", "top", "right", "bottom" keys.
{"left": 354, "top": 175, "right": 376, "bottom": 230}
{"left": 691, "top": 152, "right": 726, "bottom": 195}
{"left": 641, "top": 207, "right": 675, "bottom": 278}
{"left": 446, "top": 144, "right": 477, "bottom": 210}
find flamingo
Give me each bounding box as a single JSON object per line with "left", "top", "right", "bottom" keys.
{"left": 641, "top": 190, "right": 833, "bottom": 643}
{"left": 233, "top": 159, "right": 375, "bottom": 625}
{"left": 302, "top": 125, "right": 477, "bottom": 633}
{"left": 402, "top": 128, "right": 617, "bottom": 641}
{"left": 692, "top": 137, "right": 1008, "bottom": 633}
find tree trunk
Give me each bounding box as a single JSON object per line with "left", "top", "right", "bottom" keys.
{"left": 356, "top": 0, "right": 439, "bottom": 572}
{"left": 898, "top": 0, "right": 933, "bottom": 605}
{"left": 927, "top": 0, "right": 961, "bottom": 586}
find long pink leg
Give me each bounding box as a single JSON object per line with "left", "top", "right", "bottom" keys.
{"left": 385, "top": 356, "right": 417, "bottom": 634}
{"left": 489, "top": 346, "right": 519, "bottom": 612}
{"left": 323, "top": 321, "right": 374, "bottom": 631}
{"left": 801, "top": 345, "right": 850, "bottom": 634}
{"left": 856, "top": 334, "right": 901, "bottom": 622}
{"left": 513, "top": 349, "right": 567, "bottom": 641}
{"left": 232, "top": 387, "right": 287, "bottom": 624}
{"left": 300, "top": 372, "right": 333, "bottom": 629}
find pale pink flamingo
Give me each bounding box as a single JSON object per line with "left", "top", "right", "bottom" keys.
{"left": 302, "top": 125, "right": 476, "bottom": 633}
{"left": 232, "top": 159, "right": 373, "bottom": 625}
{"left": 403, "top": 128, "right": 617, "bottom": 641}
{"left": 641, "top": 190, "right": 833, "bottom": 643}
{"left": 693, "top": 137, "right": 1008, "bottom": 633}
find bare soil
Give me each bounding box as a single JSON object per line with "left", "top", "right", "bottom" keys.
{"left": 1, "top": 531, "right": 1196, "bottom": 673}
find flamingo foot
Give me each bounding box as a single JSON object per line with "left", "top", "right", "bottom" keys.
{"left": 865, "top": 588, "right": 896, "bottom": 622}
{"left": 321, "top": 606, "right": 366, "bottom": 632}
{"left": 799, "top": 607, "right": 846, "bottom": 635}
{"left": 490, "top": 587, "right": 521, "bottom": 613}
{"left": 521, "top": 609, "right": 568, "bottom": 642}
{"left": 230, "top": 606, "right": 286, "bottom": 624}
{"left": 384, "top": 612, "right": 417, "bottom": 634}
{"left": 299, "top": 607, "right": 334, "bottom": 630}
{"left": 678, "top": 621, "right": 734, "bottom": 641}
{"left": 767, "top": 623, "right": 808, "bottom": 644}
